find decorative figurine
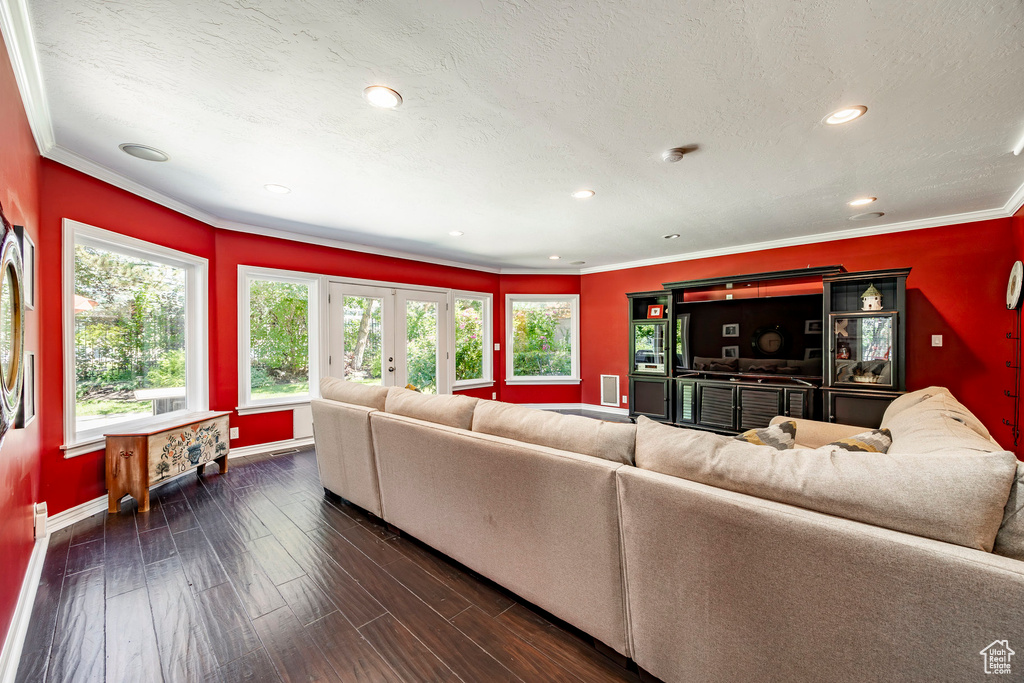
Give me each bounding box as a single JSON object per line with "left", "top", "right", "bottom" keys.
{"left": 861, "top": 283, "right": 883, "bottom": 311}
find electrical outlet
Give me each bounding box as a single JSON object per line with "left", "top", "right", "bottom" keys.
{"left": 931, "top": 335, "right": 943, "bottom": 347}
{"left": 494, "top": 343, "right": 500, "bottom": 351}
{"left": 491, "top": 392, "right": 497, "bottom": 400}
{"left": 229, "top": 427, "right": 239, "bottom": 440}
{"left": 622, "top": 395, "right": 628, "bottom": 404}
{"left": 726, "top": 294, "right": 733, "bottom": 300}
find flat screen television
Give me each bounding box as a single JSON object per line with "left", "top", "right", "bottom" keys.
{"left": 674, "top": 294, "right": 824, "bottom": 378}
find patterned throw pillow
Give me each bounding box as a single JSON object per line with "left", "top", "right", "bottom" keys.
{"left": 734, "top": 421, "right": 796, "bottom": 450}
{"left": 824, "top": 428, "right": 893, "bottom": 453}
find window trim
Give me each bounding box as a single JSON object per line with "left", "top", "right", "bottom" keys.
{"left": 237, "top": 266, "right": 321, "bottom": 413}
{"left": 504, "top": 294, "right": 580, "bottom": 385}
{"left": 450, "top": 291, "right": 494, "bottom": 390}
{"left": 62, "top": 219, "right": 209, "bottom": 456}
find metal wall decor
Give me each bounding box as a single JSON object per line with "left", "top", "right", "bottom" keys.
{"left": 0, "top": 201, "right": 24, "bottom": 445}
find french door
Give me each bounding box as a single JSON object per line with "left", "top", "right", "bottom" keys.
{"left": 327, "top": 283, "right": 450, "bottom": 394}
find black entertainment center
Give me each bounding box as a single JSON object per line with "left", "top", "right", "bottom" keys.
{"left": 627, "top": 266, "right": 910, "bottom": 432}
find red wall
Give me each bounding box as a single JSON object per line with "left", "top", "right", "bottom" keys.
{"left": 0, "top": 31, "right": 42, "bottom": 652}
{"left": 581, "top": 218, "right": 1021, "bottom": 452}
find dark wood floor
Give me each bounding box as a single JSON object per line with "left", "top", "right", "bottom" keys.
{"left": 16, "top": 448, "right": 647, "bottom": 683}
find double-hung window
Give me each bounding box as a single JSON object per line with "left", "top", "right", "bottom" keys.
{"left": 238, "top": 267, "right": 320, "bottom": 411}
{"left": 452, "top": 292, "right": 493, "bottom": 389}
{"left": 505, "top": 294, "right": 580, "bottom": 384}
{"left": 63, "top": 220, "right": 208, "bottom": 455}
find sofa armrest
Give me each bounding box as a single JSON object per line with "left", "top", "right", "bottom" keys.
{"left": 770, "top": 415, "right": 869, "bottom": 448}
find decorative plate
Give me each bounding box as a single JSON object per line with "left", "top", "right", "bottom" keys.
{"left": 1008, "top": 261, "right": 1023, "bottom": 310}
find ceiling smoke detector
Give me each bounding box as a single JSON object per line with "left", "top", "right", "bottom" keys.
{"left": 661, "top": 146, "right": 696, "bottom": 163}
{"left": 119, "top": 143, "right": 169, "bottom": 162}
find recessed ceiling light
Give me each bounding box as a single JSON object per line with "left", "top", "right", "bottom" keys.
{"left": 824, "top": 106, "right": 867, "bottom": 125}
{"left": 1013, "top": 133, "right": 1024, "bottom": 156}
{"left": 363, "top": 85, "right": 402, "bottom": 109}
{"left": 571, "top": 189, "right": 595, "bottom": 199}
{"left": 570, "top": 260, "right": 586, "bottom": 265}
{"left": 264, "top": 184, "right": 291, "bottom": 194}
{"left": 663, "top": 234, "right": 680, "bottom": 239}
{"left": 549, "top": 255, "right": 561, "bottom": 260}
{"left": 448, "top": 230, "right": 464, "bottom": 236}
{"left": 847, "top": 197, "right": 877, "bottom": 207}
{"left": 849, "top": 211, "right": 885, "bottom": 221}
{"left": 119, "top": 143, "right": 169, "bottom": 162}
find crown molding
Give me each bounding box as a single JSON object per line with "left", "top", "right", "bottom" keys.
{"left": 0, "top": 0, "right": 53, "bottom": 153}
{"left": 577, "top": 195, "right": 1023, "bottom": 275}
{"left": 1004, "top": 177, "right": 1024, "bottom": 217}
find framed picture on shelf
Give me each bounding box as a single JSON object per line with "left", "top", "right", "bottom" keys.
{"left": 722, "top": 345, "right": 740, "bottom": 358}
{"left": 12, "top": 225, "right": 33, "bottom": 310}
{"left": 804, "top": 348, "right": 822, "bottom": 360}
{"left": 15, "top": 352, "right": 33, "bottom": 428}
{"left": 647, "top": 304, "right": 664, "bottom": 319}
{"left": 722, "top": 323, "right": 739, "bottom": 337}
{"left": 804, "top": 319, "right": 822, "bottom": 334}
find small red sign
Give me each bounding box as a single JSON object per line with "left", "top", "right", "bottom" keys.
{"left": 647, "top": 305, "right": 664, "bottom": 318}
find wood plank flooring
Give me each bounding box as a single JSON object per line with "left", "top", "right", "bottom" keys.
{"left": 15, "top": 448, "right": 651, "bottom": 683}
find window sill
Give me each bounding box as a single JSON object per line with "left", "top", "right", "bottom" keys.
{"left": 504, "top": 378, "right": 581, "bottom": 386}
{"left": 64, "top": 408, "right": 212, "bottom": 458}
{"left": 453, "top": 380, "right": 494, "bottom": 391}
{"left": 236, "top": 399, "right": 311, "bottom": 416}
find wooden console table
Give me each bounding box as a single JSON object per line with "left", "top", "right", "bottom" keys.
{"left": 105, "top": 411, "right": 231, "bottom": 513}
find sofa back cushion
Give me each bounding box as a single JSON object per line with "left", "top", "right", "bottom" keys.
{"left": 633, "top": 416, "right": 1018, "bottom": 551}
{"left": 472, "top": 400, "right": 635, "bottom": 465}
{"left": 384, "top": 387, "right": 479, "bottom": 431}
{"left": 883, "top": 386, "right": 995, "bottom": 443}
{"left": 883, "top": 390, "right": 1000, "bottom": 456}
{"left": 320, "top": 376, "right": 389, "bottom": 411}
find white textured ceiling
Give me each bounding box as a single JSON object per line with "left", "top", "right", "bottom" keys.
{"left": 26, "top": 0, "right": 1024, "bottom": 270}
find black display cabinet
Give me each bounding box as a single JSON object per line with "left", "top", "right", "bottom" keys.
{"left": 627, "top": 291, "right": 673, "bottom": 422}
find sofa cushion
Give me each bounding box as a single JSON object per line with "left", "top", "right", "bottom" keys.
{"left": 634, "top": 416, "right": 1018, "bottom": 551}
{"left": 320, "top": 376, "right": 389, "bottom": 411}
{"left": 883, "top": 392, "right": 1000, "bottom": 456}
{"left": 471, "top": 400, "right": 635, "bottom": 465}
{"left": 733, "top": 421, "right": 796, "bottom": 450}
{"left": 385, "top": 387, "right": 479, "bottom": 431}
{"left": 994, "top": 461, "right": 1024, "bottom": 561}
{"left": 824, "top": 428, "right": 892, "bottom": 454}
{"left": 883, "top": 386, "right": 994, "bottom": 442}
{"left": 693, "top": 356, "right": 738, "bottom": 372}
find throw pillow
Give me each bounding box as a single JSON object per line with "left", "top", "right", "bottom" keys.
{"left": 823, "top": 428, "right": 893, "bottom": 453}
{"left": 734, "top": 420, "right": 796, "bottom": 450}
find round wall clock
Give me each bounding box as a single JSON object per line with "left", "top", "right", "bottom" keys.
{"left": 0, "top": 202, "right": 23, "bottom": 446}
{"left": 751, "top": 326, "right": 787, "bottom": 356}
{"left": 1008, "top": 261, "right": 1023, "bottom": 310}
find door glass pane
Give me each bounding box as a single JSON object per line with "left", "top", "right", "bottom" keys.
{"left": 833, "top": 314, "right": 893, "bottom": 385}
{"left": 633, "top": 323, "right": 666, "bottom": 373}
{"left": 454, "top": 298, "right": 484, "bottom": 381}
{"left": 74, "top": 242, "right": 187, "bottom": 435}
{"left": 249, "top": 280, "right": 309, "bottom": 400}
{"left": 343, "top": 296, "right": 383, "bottom": 385}
{"left": 406, "top": 300, "right": 438, "bottom": 394}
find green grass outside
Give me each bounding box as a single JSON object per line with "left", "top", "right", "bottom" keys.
{"left": 77, "top": 399, "right": 153, "bottom": 417}
{"left": 252, "top": 381, "right": 310, "bottom": 400}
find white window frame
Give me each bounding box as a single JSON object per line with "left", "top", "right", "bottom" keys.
{"left": 450, "top": 291, "right": 493, "bottom": 390}
{"left": 237, "top": 266, "right": 321, "bottom": 414}
{"left": 505, "top": 294, "right": 580, "bottom": 385}
{"left": 62, "top": 219, "right": 209, "bottom": 457}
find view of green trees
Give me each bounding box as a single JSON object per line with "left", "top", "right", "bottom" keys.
{"left": 511, "top": 301, "right": 572, "bottom": 376}
{"left": 454, "top": 298, "right": 483, "bottom": 381}
{"left": 249, "top": 280, "right": 310, "bottom": 399}
{"left": 405, "top": 301, "right": 438, "bottom": 393}
{"left": 74, "top": 244, "right": 187, "bottom": 424}
{"left": 343, "top": 296, "right": 383, "bottom": 384}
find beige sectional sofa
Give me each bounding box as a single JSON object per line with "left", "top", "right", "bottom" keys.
{"left": 312, "top": 379, "right": 1024, "bottom": 682}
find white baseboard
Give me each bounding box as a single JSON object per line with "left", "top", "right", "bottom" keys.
{"left": 0, "top": 536, "right": 47, "bottom": 683}
{"left": 228, "top": 436, "right": 315, "bottom": 459}
{"left": 46, "top": 496, "right": 107, "bottom": 533}
{"left": 521, "top": 402, "right": 630, "bottom": 416}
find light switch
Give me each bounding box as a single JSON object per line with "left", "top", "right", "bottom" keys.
{"left": 229, "top": 427, "right": 239, "bottom": 439}
{"left": 494, "top": 343, "right": 500, "bottom": 351}
{"left": 931, "top": 335, "right": 943, "bottom": 347}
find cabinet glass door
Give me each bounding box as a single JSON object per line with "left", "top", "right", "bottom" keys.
{"left": 831, "top": 312, "right": 896, "bottom": 388}
{"left": 632, "top": 322, "right": 667, "bottom": 374}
